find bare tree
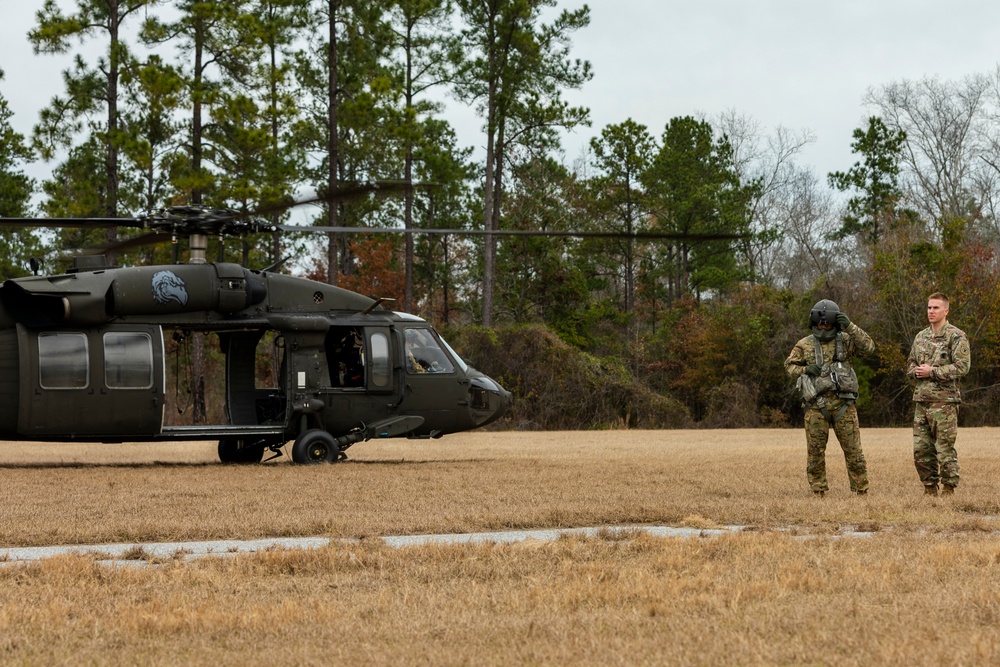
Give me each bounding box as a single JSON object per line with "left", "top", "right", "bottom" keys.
{"left": 865, "top": 75, "right": 991, "bottom": 227}
{"left": 973, "top": 65, "right": 1000, "bottom": 236}
{"left": 773, "top": 168, "right": 841, "bottom": 293}
{"left": 716, "top": 109, "right": 814, "bottom": 285}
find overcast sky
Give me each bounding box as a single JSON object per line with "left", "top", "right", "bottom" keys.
{"left": 3, "top": 1, "right": 1000, "bottom": 192}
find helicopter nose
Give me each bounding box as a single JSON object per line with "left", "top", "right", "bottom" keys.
{"left": 468, "top": 375, "right": 512, "bottom": 427}
{"left": 496, "top": 384, "right": 513, "bottom": 418}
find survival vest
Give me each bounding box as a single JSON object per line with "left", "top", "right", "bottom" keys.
{"left": 796, "top": 332, "right": 860, "bottom": 406}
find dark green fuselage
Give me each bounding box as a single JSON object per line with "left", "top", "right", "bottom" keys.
{"left": 0, "top": 263, "right": 510, "bottom": 448}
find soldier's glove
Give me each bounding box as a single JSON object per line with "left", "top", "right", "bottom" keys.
{"left": 805, "top": 363, "right": 822, "bottom": 377}
{"left": 835, "top": 312, "right": 851, "bottom": 329}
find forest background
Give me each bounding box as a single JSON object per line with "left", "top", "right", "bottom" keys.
{"left": 2, "top": 0, "right": 1000, "bottom": 430}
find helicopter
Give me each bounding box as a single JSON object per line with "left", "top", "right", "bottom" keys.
{"left": 0, "top": 193, "right": 514, "bottom": 464}
{"left": 0, "top": 187, "right": 742, "bottom": 464}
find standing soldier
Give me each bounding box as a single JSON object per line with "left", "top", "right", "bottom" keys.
{"left": 906, "top": 292, "right": 970, "bottom": 496}
{"left": 785, "top": 300, "right": 875, "bottom": 496}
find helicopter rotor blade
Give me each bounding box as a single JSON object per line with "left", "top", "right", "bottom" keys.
{"left": 81, "top": 222, "right": 742, "bottom": 257}
{"left": 3, "top": 178, "right": 743, "bottom": 253}
{"left": 0, "top": 217, "right": 142, "bottom": 229}
{"left": 77, "top": 231, "right": 178, "bottom": 256}
{"left": 279, "top": 224, "right": 742, "bottom": 242}
{"left": 0, "top": 181, "right": 429, "bottom": 240}
{"left": 255, "top": 180, "right": 427, "bottom": 216}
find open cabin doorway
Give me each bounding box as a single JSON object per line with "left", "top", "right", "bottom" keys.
{"left": 163, "top": 328, "right": 285, "bottom": 428}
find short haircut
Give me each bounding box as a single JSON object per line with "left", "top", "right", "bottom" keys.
{"left": 928, "top": 292, "right": 950, "bottom": 305}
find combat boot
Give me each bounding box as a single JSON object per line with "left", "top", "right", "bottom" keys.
{"left": 941, "top": 485, "right": 955, "bottom": 496}
{"left": 924, "top": 484, "right": 938, "bottom": 497}
{"left": 813, "top": 490, "right": 825, "bottom": 497}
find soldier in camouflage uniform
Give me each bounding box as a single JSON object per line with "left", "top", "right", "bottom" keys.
{"left": 906, "top": 292, "right": 970, "bottom": 496}
{"left": 785, "top": 300, "right": 875, "bottom": 496}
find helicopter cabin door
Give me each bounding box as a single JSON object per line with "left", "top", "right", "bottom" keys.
{"left": 317, "top": 325, "right": 396, "bottom": 432}
{"left": 17, "top": 324, "right": 165, "bottom": 437}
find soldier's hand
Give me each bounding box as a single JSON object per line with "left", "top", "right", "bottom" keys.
{"left": 835, "top": 312, "right": 851, "bottom": 329}
{"left": 805, "top": 363, "right": 822, "bottom": 377}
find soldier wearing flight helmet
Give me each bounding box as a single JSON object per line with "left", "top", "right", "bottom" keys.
{"left": 785, "top": 300, "right": 875, "bottom": 496}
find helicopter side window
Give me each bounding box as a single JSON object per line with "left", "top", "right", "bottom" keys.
{"left": 404, "top": 328, "right": 455, "bottom": 374}
{"left": 104, "top": 332, "right": 154, "bottom": 389}
{"left": 326, "top": 327, "right": 366, "bottom": 388}
{"left": 371, "top": 333, "right": 390, "bottom": 388}
{"left": 38, "top": 332, "right": 89, "bottom": 389}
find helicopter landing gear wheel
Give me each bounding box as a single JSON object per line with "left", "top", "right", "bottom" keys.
{"left": 218, "top": 438, "right": 265, "bottom": 464}
{"left": 291, "top": 429, "right": 342, "bottom": 464}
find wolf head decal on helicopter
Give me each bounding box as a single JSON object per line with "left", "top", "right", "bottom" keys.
{"left": 151, "top": 270, "right": 189, "bottom": 306}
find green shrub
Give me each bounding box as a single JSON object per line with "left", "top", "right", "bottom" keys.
{"left": 448, "top": 324, "right": 690, "bottom": 430}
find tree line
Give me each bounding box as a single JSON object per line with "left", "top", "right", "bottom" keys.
{"left": 2, "top": 1, "right": 1000, "bottom": 428}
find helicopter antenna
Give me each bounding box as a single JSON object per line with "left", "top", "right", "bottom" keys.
{"left": 260, "top": 256, "right": 292, "bottom": 273}
{"left": 361, "top": 298, "right": 395, "bottom": 315}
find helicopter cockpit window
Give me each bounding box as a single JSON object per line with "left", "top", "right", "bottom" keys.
{"left": 404, "top": 328, "right": 455, "bottom": 374}
{"left": 104, "top": 332, "right": 154, "bottom": 389}
{"left": 438, "top": 335, "right": 469, "bottom": 373}
{"left": 38, "top": 332, "right": 89, "bottom": 389}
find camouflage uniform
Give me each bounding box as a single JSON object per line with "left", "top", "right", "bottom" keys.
{"left": 785, "top": 323, "right": 875, "bottom": 494}
{"left": 906, "top": 323, "right": 970, "bottom": 491}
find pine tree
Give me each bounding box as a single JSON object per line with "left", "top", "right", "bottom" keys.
{"left": 0, "top": 69, "right": 41, "bottom": 278}
{"left": 30, "top": 0, "right": 159, "bottom": 246}
{"left": 453, "top": 0, "right": 591, "bottom": 326}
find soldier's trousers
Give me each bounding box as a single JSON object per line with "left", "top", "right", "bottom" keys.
{"left": 913, "top": 402, "right": 960, "bottom": 489}
{"left": 803, "top": 401, "right": 869, "bottom": 493}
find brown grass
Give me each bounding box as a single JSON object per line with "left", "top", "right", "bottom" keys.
{"left": 2, "top": 428, "right": 999, "bottom": 546}
{"left": 2, "top": 535, "right": 1000, "bottom": 665}
{"left": 2, "top": 429, "right": 1000, "bottom": 665}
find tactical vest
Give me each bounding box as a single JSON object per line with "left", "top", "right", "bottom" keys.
{"left": 796, "top": 333, "right": 860, "bottom": 406}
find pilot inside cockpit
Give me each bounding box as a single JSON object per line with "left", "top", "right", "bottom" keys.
{"left": 404, "top": 328, "right": 454, "bottom": 374}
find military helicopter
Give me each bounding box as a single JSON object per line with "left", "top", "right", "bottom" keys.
{"left": 0, "top": 186, "right": 741, "bottom": 464}
{"left": 0, "top": 189, "right": 516, "bottom": 464}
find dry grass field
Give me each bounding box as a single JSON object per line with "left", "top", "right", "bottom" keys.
{"left": 2, "top": 428, "right": 1000, "bottom": 665}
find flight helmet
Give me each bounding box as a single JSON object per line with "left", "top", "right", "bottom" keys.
{"left": 809, "top": 299, "right": 840, "bottom": 341}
